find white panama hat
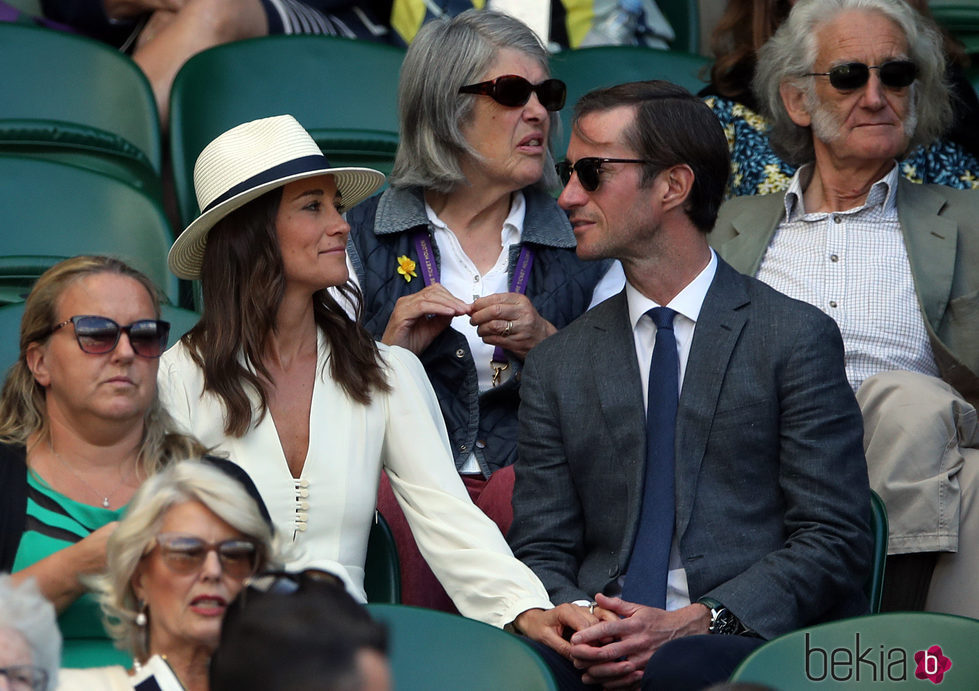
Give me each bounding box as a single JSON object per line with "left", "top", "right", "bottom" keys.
{"left": 168, "top": 114, "right": 385, "bottom": 280}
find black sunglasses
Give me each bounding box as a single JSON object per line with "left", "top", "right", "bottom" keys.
{"left": 806, "top": 60, "right": 917, "bottom": 91}
{"left": 150, "top": 533, "right": 262, "bottom": 580}
{"left": 556, "top": 158, "right": 652, "bottom": 192}
{"left": 459, "top": 74, "right": 567, "bottom": 111}
{"left": 49, "top": 315, "right": 170, "bottom": 358}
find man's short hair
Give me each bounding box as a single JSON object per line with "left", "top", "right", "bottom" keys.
{"left": 572, "top": 80, "right": 730, "bottom": 232}
{"left": 754, "top": 0, "right": 951, "bottom": 166}
{"left": 209, "top": 574, "right": 388, "bottom": 691}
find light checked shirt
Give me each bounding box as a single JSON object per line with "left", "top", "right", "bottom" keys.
{"left": 757, "top": 164, "right": 939, "bottom": 391}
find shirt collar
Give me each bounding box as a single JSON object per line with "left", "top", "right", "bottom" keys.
{"left": 626, "top": 249, "right": 717, "bottom": 330}
{"left": 424, "top": 190, "right": 525, "bottom": 247}
{"left": 784, "top": 162, "right": 899, "bottom": 221}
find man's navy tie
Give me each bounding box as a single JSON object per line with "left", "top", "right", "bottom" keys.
{"left": 621, "top": 306, "right": 678, "bottom": 609}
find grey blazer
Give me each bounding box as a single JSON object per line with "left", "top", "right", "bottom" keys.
{"left": 509, "top": 259, "right": 872, "bottom": 639}
{"left": 711, "top": 178, "right": 979, "bottom": 405}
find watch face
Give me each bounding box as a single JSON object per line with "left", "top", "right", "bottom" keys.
{"left": 712, "top": 608, "right": 742, "bottom": 635}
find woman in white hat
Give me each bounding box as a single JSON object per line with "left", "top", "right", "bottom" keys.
{"left": 157, "top": 114, "right": 582, "bottom": 640}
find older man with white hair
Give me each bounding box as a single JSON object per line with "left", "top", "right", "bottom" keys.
{"left": 712, "top": 0, "right": 979, "bottom": 616}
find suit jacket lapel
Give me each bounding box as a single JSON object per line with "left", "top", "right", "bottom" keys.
{"left": 716, "top": 192, "right": 786, "bottom": 276}
{"left": 590, "top": 293, "right": 648, "bottom": 551}
{"left": 674, "top": 260, "right": 749, "bottom": 539}
{"left": 896, "top": 177, "right": 957, "bottom": 332}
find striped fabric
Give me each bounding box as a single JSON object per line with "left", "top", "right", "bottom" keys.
{"left": 11, "top": 470, "right": 130, "bottom": 669}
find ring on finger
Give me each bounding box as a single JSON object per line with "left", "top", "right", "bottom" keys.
{"left": 502, "top": 320, "right": 513, "bottom": 337}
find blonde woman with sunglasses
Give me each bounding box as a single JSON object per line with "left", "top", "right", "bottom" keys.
{"left": 0, "top": 256, "right": 205, "bottom": 669}
{"left": 58, "top": 458, "right": 277, "bottom": 691}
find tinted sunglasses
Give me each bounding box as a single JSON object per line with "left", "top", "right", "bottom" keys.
{"left": 150, "top": 533, "right": 262, "bottom": 580}
{"left": 806, "top": 60, "right": 917, "bottom": 91}
{"left": 556, "top": 158, "right": 652, "bottom": 192}
{"left": 459, "top": 74, "right": 567, "bottom": 111}
{"left": 49, "top": 315, "right": 170, "bottom": 358}
{"left": 0, "top": 665, "right": 48, "bottom": 691}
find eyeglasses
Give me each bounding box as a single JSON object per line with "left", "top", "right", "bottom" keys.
{"left": 0, "top": 665, "right": 49, "bottom": 691}
{"left": 555, "top": 158, "right": 652, "bottom": 192}
{"left": 48, "top": 315, "right": 170, "bottom": 358}
{"left": 459, "top": 75, "right": 567, "bottom": 111}
{"left": 149, "top": 533, "right": 262, "bottom": 580}
{"left": 806, "top": 60, "right": 917, "bottom": 91}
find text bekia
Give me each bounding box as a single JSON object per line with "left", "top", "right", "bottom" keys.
{"left": 804, "top": 633, "right": 952, "bottom": 683}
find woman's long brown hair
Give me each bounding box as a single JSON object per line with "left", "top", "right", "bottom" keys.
{"left": 182, "top": 189, "right": 389, "bottom": 437}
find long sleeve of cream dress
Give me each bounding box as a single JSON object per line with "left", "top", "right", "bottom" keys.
{"left": 157, "top": 332, "right": 552, "bottom": 628}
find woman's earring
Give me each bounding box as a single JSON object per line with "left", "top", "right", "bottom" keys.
{"left": 135, "top": 601, "right": 148, "bottom": 627}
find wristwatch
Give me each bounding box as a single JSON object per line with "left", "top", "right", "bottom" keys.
{"left": 698, "top": 597, "right": 753, "bottom": 636}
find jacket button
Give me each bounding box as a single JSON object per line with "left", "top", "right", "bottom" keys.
{"left": 455, "top": 349, "right": 465, "bottom": 358}
{"left": 460, "top": 444, "right": 468, "bottom": 453}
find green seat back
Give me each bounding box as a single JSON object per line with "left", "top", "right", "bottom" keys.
{"left": 867, "top": 490, "right": 888, "bottom": 613}
{"left": 0, "top": 23, "right": 161, "bottom": 197}
{"left": 169, "top": 35, "right": 405, "bottom": 227}
{"left": 366, "top": 604, "right": 558, "bottom": 690}
{"left": 364, "top": 512, "right": 401, "bottom": 604}
{"left": 0, "top": 302, "right": 200, "bottom": 383}
{"left": 0, "top": 155, "right": 178, "bottom": 304}
{"left": 658, "top": 0, "right": 700, "bottom": 55}
{"left": 549, "top": 46, "right": 710, "bottom": 156}
{"left": 731, "top": 612, "right": 979, "bottom": 688}
{"left": 931, "top": 2, "right": 979, "bottom": 55}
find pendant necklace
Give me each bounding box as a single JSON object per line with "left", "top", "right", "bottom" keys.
{"left": 49, "top": 439, "right": 133, "bottom": 509}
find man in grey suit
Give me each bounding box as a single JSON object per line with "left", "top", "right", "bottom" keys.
{"left": 711, "top": 0, "right": 979, "bottom": 616}
{"left": 507, "top": 80, "right": 871, "bottom": 690}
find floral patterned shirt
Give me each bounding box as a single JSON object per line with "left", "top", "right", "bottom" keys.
{"left": 706, "top": 96, "right": 979, "bottom": 199}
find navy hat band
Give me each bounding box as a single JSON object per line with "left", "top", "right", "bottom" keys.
{"left": 202, "top": 154, "right": 333, "bottom": 213}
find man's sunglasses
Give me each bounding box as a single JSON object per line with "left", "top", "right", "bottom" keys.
{"left": 556, "top": 158, "right": 652, "bottom": 192}
{"left": 459, "top": 74, "right": 567, "bottom": 111}
{"left": 48, "top": 315, "right": 170, "bottom": 358}
{"left": 149, "top": 533, "right": 262, "bottom": 580}
{"left": 806, "top": 60, "right": 917, "bottom": 91}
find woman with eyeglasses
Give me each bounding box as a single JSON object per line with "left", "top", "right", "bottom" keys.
{"left": 0, "top": 256, "right": 205, "bottom": 669}
{"left": 0, "top": 575, "right": 61, "bottom": 691}
{"left": 344, "top": 9, "right": 618, "bottom": 611}
{"left": 58, "top": 458, "right": 277, "bottom": 691}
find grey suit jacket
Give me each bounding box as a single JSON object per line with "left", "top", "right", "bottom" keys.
{"left": 711, "top": 177, "right": 979, "bottom": 406}
{"left": 509, "top": 259, "right": 872, "bottom": 639}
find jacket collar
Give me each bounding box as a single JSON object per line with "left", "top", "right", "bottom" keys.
{"left": 372, "top": 186, "right": 576, "bottom": 248}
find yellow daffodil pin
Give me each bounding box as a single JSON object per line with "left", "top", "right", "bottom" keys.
{"left": 397, "top": 255, "right": 417, "bottom": 282}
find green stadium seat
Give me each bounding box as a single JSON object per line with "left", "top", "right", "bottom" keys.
{"left": 659, "top": 0, "right": 700, "bottom": 55}
{"left": 366, "top": 604, "right": 558, "bottom": 690}
{"left": 549, "top": 46, "right": 711, "bottom": 155}
{"left": 169, "top": 35, "right": 405, "bottom": 227}
{"left": 0, "top": 155, "right": 178, "bottom": 304}
{"left": 867, "top": 490, "right": 888, "bottom": 614}
{"left": 0, "top": 22, "right": 162, "bottom": 199}
{"left": 364, "top": 512, "right": 401, "bottom": 604}
{"left": 932, "top": 1, "right": 979, "bottom": 55}
{"left": 730, "top": 612, "right": 979, "bottom": 687}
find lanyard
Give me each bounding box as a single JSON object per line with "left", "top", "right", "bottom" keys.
{"left": 411, "top": 229, "right": 535, "bottom": 385}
